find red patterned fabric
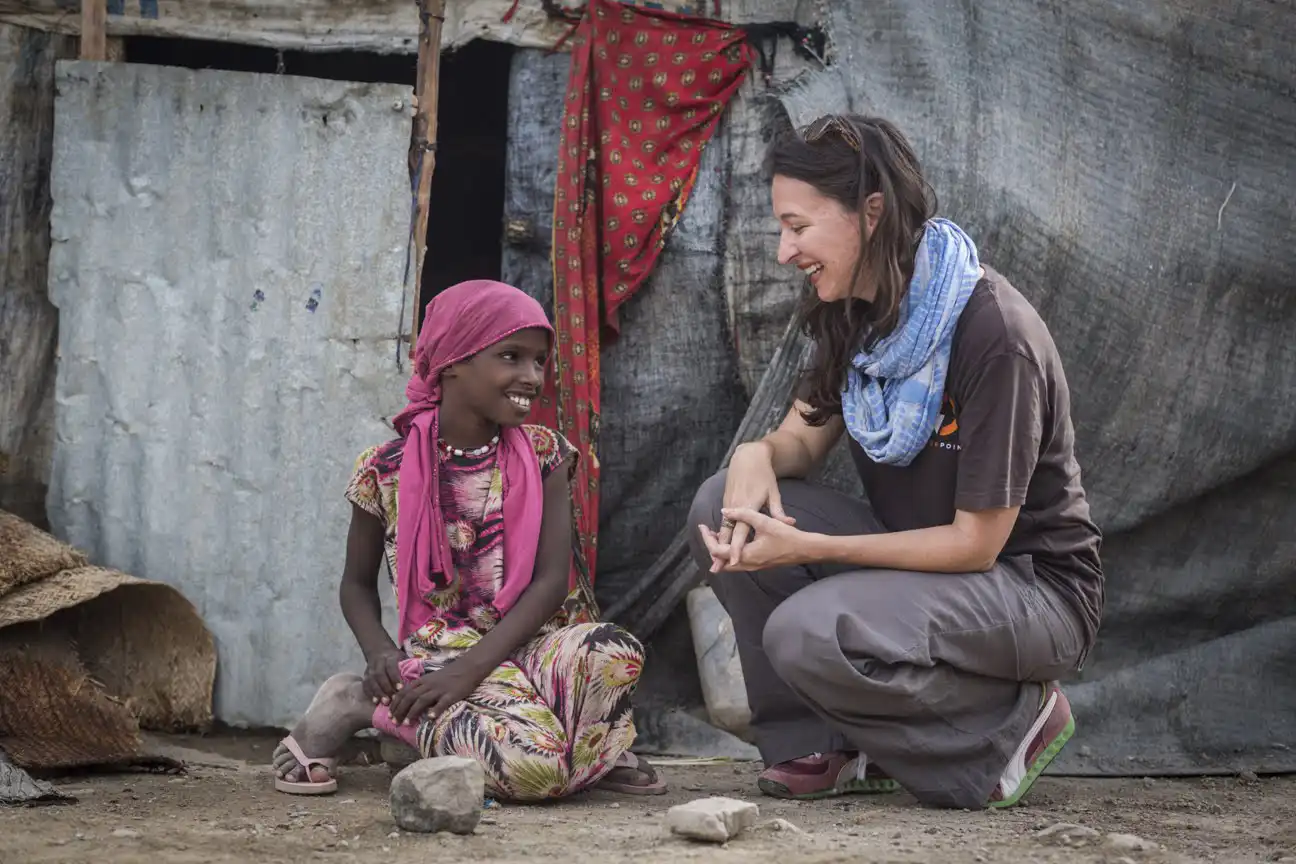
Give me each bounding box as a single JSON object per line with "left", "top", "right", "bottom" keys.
{"left": 532, "top": 0, "right": 752, "bottom": 580}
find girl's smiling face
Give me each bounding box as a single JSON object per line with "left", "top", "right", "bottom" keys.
{"left": 443, "top": 327, "right": 551, "bottom": 429}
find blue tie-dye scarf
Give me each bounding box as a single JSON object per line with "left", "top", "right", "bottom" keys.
{"left": 841, "top": 218, "right": 980, "bottom": 466}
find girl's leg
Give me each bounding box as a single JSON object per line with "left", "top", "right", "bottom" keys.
{"left": 508, "top": 622, "right": 657, "bottom": 794}
{"left": 414, "top": 656, "right": 572, "bottom": 802}
{"left": 271, "top": 673, "right": 376, "bottom": 786}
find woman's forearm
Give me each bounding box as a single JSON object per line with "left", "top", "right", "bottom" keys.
{"left": 807, "top": 522, "right": 998, "bottom": 574}
{"left": 761, "top": 432, "right": 816, "bottom": 479}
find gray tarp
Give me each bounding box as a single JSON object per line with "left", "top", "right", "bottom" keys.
{"left": 502, "top": 0, "right": 1296, "bottom": 775}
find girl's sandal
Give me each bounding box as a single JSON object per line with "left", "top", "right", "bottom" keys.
{"left": 596, "top": 751, "right": 667, "bottom": 796}
{"left": 273, "top": 734, "right": 339, "bottom": 795}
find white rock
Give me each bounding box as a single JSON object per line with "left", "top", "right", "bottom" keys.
{"left": 761, "top": 818, "right": 804, "bottom": 835}
{"left": 1035, "top": 823, "right": 1101, "bottom": 846}
{"left": 667, "top": 797, "right": 759, "bottom": 843}
{"left": 111, "top": 829, "right": 140, "bottom": 839}
{"left": 1106, "top": 832, "right": 1158, "bottom": 852}
{"left": 389, "top": 756, "right": 484, "bottom": 835}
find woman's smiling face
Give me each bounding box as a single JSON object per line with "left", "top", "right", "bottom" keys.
{"left": 771, "top": 173, "right": 866, "bottom": 303}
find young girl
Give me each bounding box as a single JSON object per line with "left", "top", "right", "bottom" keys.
{"left": 271, "top": 279, "right": 665, "bottom": 801}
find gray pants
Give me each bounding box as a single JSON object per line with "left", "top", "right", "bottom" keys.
{"left": 687, "top": 471, "right": 1087, "bottom": 809}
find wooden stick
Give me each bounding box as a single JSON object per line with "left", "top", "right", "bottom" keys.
{"left": 408, "top": 0, "right": 447, "bottom": 355}
{"left": 79, "top": 0, "right": 106, "bottom": 60}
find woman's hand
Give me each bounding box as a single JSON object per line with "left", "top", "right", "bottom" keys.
{"left": 386, "top": 663, "right": 485, "bottom": 726}
{"left": 716, "top": 442, "right": 797, "bottom": 567}
{"left": 699, "top": 506, "right": 815, "bottom": 572}
{"left": 362, "top": 648, "right": 405, "bottom": 706}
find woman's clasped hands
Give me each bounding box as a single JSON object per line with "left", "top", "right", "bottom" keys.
{"left": 698, "top": 441, "right": 814, "bottom": 573}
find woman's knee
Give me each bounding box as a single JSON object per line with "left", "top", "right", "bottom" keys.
{"left": 688, "top": 469, "right": 728, "bottom": 533}
{"left": 761, "top": 590, "right": 829, "bottom": 682}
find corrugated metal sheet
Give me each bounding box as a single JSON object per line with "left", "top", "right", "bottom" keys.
{"left": 46, "top": 61, "right": 412, "bottom": 728}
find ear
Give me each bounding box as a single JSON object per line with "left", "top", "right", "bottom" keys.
{"left": 862, "top": 192, "right": 884, "bottom": 236}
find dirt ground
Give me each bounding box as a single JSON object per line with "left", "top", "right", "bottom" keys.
{"left": 4, "top": 733, "right": 1294, "bottom": 864}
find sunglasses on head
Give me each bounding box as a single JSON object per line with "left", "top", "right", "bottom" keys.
{"left": 800, "top": 114, "right": 862, "bottom": 152}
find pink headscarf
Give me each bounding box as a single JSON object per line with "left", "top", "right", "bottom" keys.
{"left": 391, "top": 279, "right": 553, "bottom": 645}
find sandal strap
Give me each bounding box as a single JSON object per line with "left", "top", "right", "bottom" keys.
{"left": 281, "top": 735, "right": 336, "bottom": 773}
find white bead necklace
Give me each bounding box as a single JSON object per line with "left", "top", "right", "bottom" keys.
{"left": 439, "top": 435, "right": 499, "bottom": 458}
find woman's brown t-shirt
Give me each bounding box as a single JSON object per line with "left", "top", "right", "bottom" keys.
{"left": 823, "top": 266, "right": 1104, "bottom": 649}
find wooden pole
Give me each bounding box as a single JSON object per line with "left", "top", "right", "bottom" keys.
{"left": 79, "top": 0, "right": 106, "bottom": 60}
{"left": 408, "top": 0, "right": 447, "bottom": 355}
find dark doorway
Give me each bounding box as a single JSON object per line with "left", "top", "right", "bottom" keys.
{"left": 417, "top": 40, "right": 514, "bottom": 321}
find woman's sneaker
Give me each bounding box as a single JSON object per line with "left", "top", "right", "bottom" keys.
{"left": 987, "top": 682, "right": 1075, "bottom": 808}
{"left": 757, "top": 751, "right": 900, "bottom": 800}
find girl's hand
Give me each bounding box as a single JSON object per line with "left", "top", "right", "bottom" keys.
{"left": 386, "top": 664, "right": 485, "bottom": 726}
{"left": 700, "top": 506, "right": 813, "bottom": 572}
{"left": 716, "top": 443, "right": 797, "bottom": 568}
{"left": 362, "top": 648, "right": 405, "bottom": 705}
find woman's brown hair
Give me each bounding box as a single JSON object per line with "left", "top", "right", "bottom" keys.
{"left": 766, "top": 115, "right": 936, "bottom": 425}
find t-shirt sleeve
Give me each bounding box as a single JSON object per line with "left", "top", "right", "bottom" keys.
{"left": 525, "top": 425, "right": 578, "bottom": 482}
{"left": 954, "top": 351, "right": 1044, "bottom": 512}
{"left": 344, "top": 445, "right": 385, "bottom": 521}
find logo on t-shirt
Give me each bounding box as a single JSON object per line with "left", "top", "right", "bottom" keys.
{"left": 930, "top": 393, "right": 961, "bottom": 451}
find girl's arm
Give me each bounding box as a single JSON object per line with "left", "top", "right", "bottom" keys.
{"left": 450, "top": 458, "right": 574, "bottom": 681}
{"left": 338, "top": 504, "right": 404, "bottom": 698}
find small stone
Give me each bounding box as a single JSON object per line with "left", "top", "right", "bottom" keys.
{"left": 760, "top": 818, "right": 803, "bottom": 834}
{"left": 610, "top": 803, "right": 620, "bottom": 809}
{"left": 1143, "top": 777, "right": 1155, "bottom": 787}
{"left": 1079, "top": 745, "right": 1093, "bottom": 757}
{"left": 667, "top": 797, "right": 760, "bottom": 843}
{"left": 382, "top": 847, "right": 391, "bottom": 853}
{"left": 388, "top": 831, "right": 400, "bottom": 839}
{"left": 1117, "top": 857, "right": 1138, "bottom": 864}
{"left": 1035, "top": 823, "right": 1100, "bottom": 847}
{"left": 111, "top": 829, "right": 140, "bottom": 839}
{"left": 1106, "top": 832, "right": 1157, "bottom": 852}
{"left": 389, "top": 756, "right": 485, "bottom": 835}
{"left": 1239, "top": 769, "right": 1258, "bottom": 783}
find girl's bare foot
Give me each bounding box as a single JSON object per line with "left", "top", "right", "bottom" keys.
{"left": 271, "top": 673, "right": 375, "bottom": 784}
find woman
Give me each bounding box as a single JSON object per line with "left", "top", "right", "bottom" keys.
{"left": 272, "top": 279, "right": 664, "bottom": 800}
{"left": 689, "top": 116, "right": 1102, "bottom": 810}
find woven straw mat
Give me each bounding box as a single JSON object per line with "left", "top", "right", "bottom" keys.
{"left": 0, "top": 510, "right": 216, "bottom": 770}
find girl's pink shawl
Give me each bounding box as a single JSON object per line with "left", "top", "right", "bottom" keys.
{"left": 391, "top": 279, "right": 553, "bottom": 645}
